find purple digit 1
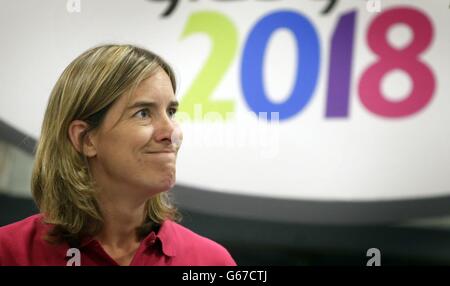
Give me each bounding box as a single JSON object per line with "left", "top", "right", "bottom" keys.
{"left": 325, "top": 11, "right": 356, "bottom": 118}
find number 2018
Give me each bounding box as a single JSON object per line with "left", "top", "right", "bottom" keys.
{"left": 179, "top": 7, "right": 435, "bottom": 121}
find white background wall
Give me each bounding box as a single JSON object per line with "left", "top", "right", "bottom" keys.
{"left": 0, "top": 0, "right": 449, "bottom": 201}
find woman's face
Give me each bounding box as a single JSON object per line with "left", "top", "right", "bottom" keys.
{"left": 88, "top": 68, "right": 182, "bottom": 197}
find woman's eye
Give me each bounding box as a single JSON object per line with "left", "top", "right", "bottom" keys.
{"left": 135, "top": 109, "right": 150, "bottom": 119}
{"left": 168, "top": 108, "right": 178, "bottom": 118}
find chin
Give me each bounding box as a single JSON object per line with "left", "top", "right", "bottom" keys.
{"left": 140, "top": 169, "right": 176, "bottom": 190}
{"left": 145, "top": 178, "right": 176, "bottom": 194}
{"left": 161, "top": 177, "right": 176, "bottom": 190}
{"left": 161, "top": 170, "right": 176, "bottom": 189}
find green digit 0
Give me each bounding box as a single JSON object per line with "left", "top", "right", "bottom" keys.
{"left": 179, "top": 11, "right": 237, "bottom": 120}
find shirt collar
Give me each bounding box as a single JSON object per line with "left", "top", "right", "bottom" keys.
{"left": 153, "top": 220, "right": 177, "bottom": 257}
{"left": 79, "top": 236, "right": 96, "bottom": 249}
{"left": 78, "top": 220, "right": 177, "bottom": 257}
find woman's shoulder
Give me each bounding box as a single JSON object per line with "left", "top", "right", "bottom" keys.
{"left": 0, "top": 214, "right": 47, "bottom": 261}
{"left": 0, "top": 214, "right": 44, "bottom": 240}
{"left": 162, "top": 220, "right": 237, "bottom": 266}
{"left": 164, "top": 220, "right": 226, "bottom": 249}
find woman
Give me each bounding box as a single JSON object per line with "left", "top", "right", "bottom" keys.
{"left": 0, "top": 44, "right": 236, "bottom": 266}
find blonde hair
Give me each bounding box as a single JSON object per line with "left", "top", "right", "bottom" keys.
{"left": 32, "top": 44, "right": 180, "bottom": 245}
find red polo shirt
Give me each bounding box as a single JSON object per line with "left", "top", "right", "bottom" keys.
{"left": 0, "top": 214, "right": 237, "bottom": 266}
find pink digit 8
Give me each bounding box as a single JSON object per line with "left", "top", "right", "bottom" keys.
{"left": 359, "top": 7, "right": 435, "bottom": 118}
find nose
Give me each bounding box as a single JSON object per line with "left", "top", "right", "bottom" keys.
{"left": 153, "top": 113, "right": 182, "bottom": 147}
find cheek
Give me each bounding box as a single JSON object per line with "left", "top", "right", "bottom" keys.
{"left": 134, "top": 125, "right": 155, "bottom": 146}
{"left": 97, "top": 126, "right": 155, "bottom": 161}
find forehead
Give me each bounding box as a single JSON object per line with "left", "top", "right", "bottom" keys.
{"left": 130, "top": 69, "right": 175, "bottom": 103}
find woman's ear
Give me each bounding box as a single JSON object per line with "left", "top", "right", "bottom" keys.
{"left": 68, "top": 120, "right": 97, "bottom": 157}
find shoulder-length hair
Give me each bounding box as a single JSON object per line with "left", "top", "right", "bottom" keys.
{"left": 31, "top": 44, "right": 180, "bottom": 245}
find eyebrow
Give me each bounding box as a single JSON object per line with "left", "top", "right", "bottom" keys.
{"left": 127, "top": 100, "right": 179, "bottom": 111}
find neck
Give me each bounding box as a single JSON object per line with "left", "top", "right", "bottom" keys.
{"left": 95, "top": 190, "right": 147, "bottom": 248}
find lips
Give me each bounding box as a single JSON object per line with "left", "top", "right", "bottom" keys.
{"left": 144, "top": 149, "right": 177, "bottom": 158}
{"left": 145, "top": 150, "right": 176, "bottom": 154}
